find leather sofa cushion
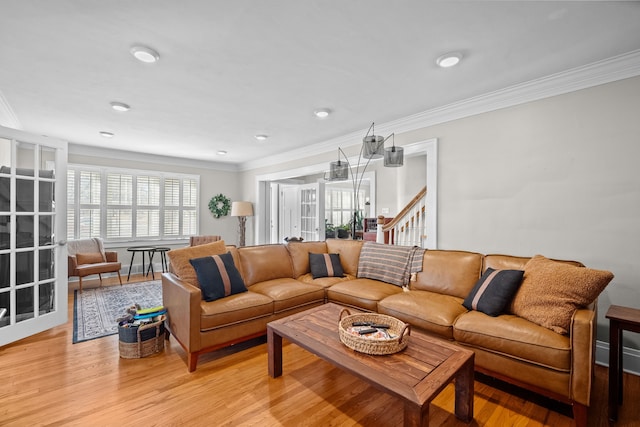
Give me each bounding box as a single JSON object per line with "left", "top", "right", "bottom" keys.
{"left": 412, "top": 250, "right": 483, "bottom": 299}
{"left": 453, "top": 310, "right": 571, "bottom": 371}
{"left": 297, "top": 272, "right": 355, "bottom": 288}
{"left": 483, "top": 254, "right": 530, "bottom": 271}
{"left": 484, "top": 254, "right": 583, "bottom": 272}
{"left": 378, "top": 290, "right": 467, "bottom": 339}
{"left": 286, "top": 241, "right": 328, "bottom": 278}
{"left": 327, "top": 278, "right": 402, "bottom": 311}
{"left": 200, "top": 291, "right": 273, "bottom": 331}
{"left": 238, "top": 245, "right": 294, "bottom": 286}
{"left": 326, "top": 239, "right": 363, "bottom": 276}
{"left": 250, "top": 278, "right": 325, "bottom": 313}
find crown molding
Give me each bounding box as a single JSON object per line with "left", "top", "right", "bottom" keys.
{"left": 69, "top": 143, "right": 239, "bottom": 172}
{"left": 240, "top": 49, "right": 640, "bottom": 172}
{"left": 0, "top": 89, "right": 21, "bottom": 129}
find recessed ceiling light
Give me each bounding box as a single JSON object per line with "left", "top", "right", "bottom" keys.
{"left": 314, "top": 109, "right": 331, "bottom": 119}
{"left": 255, "top": 134, "right": 269, "bottom": 141}
{"left": 110, "top": 102, "right": 130, "bottom": 112}
{"left": 130, "top": 45, "right": 160, "bottom": 63}
{"left": 217, "top": 150, "right": 227, "bottom": 155}
{"left": 99, "top": 131, "right": 114, "bottom": 138}
{"left": 436, "top": 52, "right": 462, "bottom": 68}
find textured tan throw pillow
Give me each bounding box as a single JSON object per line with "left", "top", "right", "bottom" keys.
{"left": 167, "top": 240, "right": 227, "bottom": 287}
{"left": 510, "top": 255, "right": 613, "bottom": 334}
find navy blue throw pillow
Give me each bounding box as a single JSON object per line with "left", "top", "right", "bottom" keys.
{"left": 309, "top": 253, "right": 345, "bottom": 279}
{"left": 463, "top": 268, "right": 524, "bottom": 317}
{"left": 189, "top": 252, "right": 247, "bottom": 302}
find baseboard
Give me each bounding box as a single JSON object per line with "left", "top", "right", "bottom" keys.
{"left": 595, "top": 339, "right": 640, "bottom": 376}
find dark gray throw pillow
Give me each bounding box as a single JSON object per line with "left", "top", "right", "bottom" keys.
{"left": 463, "top": 268, "right": 524, "bottom": 316}
{"left": 189, "top": 252, "right": 247, "bottom": 302}
{"left": 309, "top": 253, "right": 345, "bottom": 279}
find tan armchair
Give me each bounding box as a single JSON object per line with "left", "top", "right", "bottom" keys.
{"left": 68, "top": 238, "right": 122, "bottom": 293}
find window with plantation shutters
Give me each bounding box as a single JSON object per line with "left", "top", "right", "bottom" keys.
{"left": 164, "top": 178, "right": 180, "bottom": 236}
{"left": 67, "top": 165, "right": 199, "bottom": 242}
{"left": 137, "top": 176, "right": 160, "bottom": 237}
{"left": 182, "top": 178, "right": 197, "bottom": 235}
{"left": 66, "top": 170, "right": 75, "bottom": 240}
{"left": 106, "top": 173, "right": 132, "bottom": 238}
{"left": 78, "top": 170, "right": 101, "bottom": 238}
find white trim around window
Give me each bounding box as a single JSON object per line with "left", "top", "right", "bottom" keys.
{"left": 67, "top": 164, "right": 199, "bottom": 243}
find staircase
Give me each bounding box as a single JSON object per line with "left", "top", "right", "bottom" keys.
{"left": 377, "top": 186, "right": 427, "bottom": 247}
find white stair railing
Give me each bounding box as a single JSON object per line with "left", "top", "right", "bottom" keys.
{"left": 376, "top": 186, "right": 427, "bottom": 247}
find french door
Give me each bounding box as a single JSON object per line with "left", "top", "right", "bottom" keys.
{"left": 0, "top": 126, "right": 67, "bottom": 347}
{"left": 299, "top": 182, "right": 324, "bottom": 242}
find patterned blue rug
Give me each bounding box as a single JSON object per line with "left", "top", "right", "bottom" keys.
{"left": 73, "top": 280, "right": 163, "bottom": 344}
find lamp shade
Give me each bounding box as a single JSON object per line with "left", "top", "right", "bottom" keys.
{"left": 231, "top": 201, "right": 253, "bottom": 217}
{"left": 363, "top": 135, "right": 384, "bottom": 159}
{"left": 384, "top": 145, "right": 404, "bottom": 167}
{"left": 328, "top": 160, "right": 348, "bottom": 181}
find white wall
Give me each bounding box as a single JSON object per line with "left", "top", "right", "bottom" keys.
{"left": 242, "top": 76, "right": 640, "bottom": 348}
{"left": 374, "top": 154, "right": 426, "bottom": 216}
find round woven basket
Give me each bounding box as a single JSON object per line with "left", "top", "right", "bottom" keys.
{"left": 338, "top": 309, "right": 410, "bottom": 355}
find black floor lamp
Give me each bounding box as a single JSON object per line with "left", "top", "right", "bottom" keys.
{"left": 326, "top": 122, "right": 403, "bottom": 239}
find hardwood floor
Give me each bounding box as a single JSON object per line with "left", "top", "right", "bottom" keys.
{"left": 1, "top": 275, "right": 638, "bottom": 426}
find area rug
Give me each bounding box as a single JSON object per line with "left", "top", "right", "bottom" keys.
{"left": 73, "top": 280, "right": 163, "bottom": 344}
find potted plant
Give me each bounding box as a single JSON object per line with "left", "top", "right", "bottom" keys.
{"left": 337, "top": 224, "right": 351, "bottom": 239}
{"left": 325, "top": 220, "right": 336, "bottom": 239}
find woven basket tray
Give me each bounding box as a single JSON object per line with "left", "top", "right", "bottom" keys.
{"left": 118, "top": 315, "right": 165, "bottom": 359}
{"left": 338, "top": 309, "right": 410, "bottom": 355}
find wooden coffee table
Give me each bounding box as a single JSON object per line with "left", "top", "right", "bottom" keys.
{"left": 267, "top": 303, "right": 474, "bottom": 426}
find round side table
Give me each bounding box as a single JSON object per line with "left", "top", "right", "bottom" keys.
{"left": 149, "top": 247, "right": 170, "bottom": 275}
{"left": 126, "top": 246, "right": 156, "bottom": 281}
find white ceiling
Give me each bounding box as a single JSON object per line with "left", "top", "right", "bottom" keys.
{"left": 1, "top": 1, "right": 640, "bottom": 169}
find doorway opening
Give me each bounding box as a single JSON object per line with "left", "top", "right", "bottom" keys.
{"left": 256, "top": 138, "right": 437, "bottom": 248}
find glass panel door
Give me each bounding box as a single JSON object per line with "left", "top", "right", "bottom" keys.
{"left": 299, "top": 182, "right": 324, "bottom": 242}
{"left": 0, "top": 127, "right": 67, "bottom": 346}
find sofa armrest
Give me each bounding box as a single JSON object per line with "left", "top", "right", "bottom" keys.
{"left": 570, "top": 304, "right": 597, "bottom": 406}
{"left": 162, "top": 272, "right": 202, "bottom": 353}
{"left": 105, "top": 251, "right": 118, "bottom": 262}
{"left": 68, "top": 255, "right": 79, "bottom": 277}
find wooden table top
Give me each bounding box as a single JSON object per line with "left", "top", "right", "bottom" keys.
{"left": 606, "top": 305, "right": 640, "bottom": 325}
{"left": 268, "top": 303, "right": 474, "bottom": 406}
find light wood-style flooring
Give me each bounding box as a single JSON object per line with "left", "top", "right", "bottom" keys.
{"left": 1, "top": 275, "right": 639, "bottom": 426}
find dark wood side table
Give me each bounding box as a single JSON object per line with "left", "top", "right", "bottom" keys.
{"left": 606, "top": 304, "right": 640, "bottom": 421}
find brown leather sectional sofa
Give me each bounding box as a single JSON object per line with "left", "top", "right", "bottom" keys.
{"left": 162, "top": 239, "right": 597, "bottom": 424}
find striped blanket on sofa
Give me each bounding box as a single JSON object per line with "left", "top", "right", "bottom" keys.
{"left": 357, "top": 241, "right": 425, "bottom": 287}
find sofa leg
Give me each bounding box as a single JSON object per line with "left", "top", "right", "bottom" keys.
{"left": 188, "top": 352, "right": 198, "bottom": 372}
{"left": 78, "top": 276, "right": 83, "bottom": 294}
{"left": 116, "top": 271, "right": 123, "bottom": 286}
{"left": 572, "top": 403, "right": 587, "bottom": 427}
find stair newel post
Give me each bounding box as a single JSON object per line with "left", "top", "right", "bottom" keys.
{"left": 376, "top": 215, "right": 385, "bottom": 244}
